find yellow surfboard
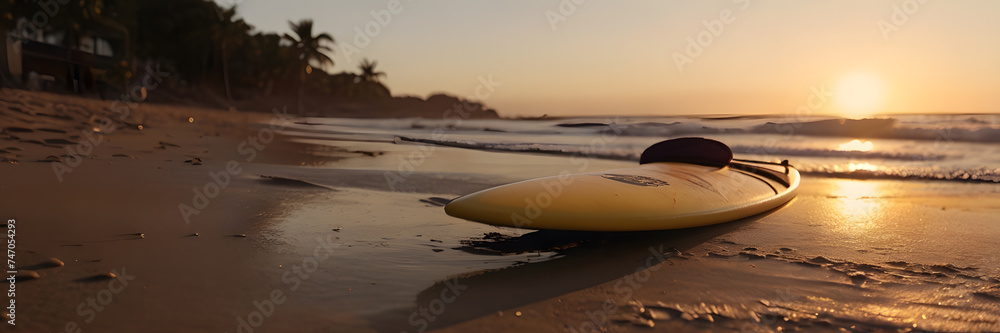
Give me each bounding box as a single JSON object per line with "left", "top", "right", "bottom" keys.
{"left": 444, "top": 138, "right": 799, "bottom": 231}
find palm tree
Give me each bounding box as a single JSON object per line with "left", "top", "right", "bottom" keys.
{"left": 358, "top": 58, "right": 386, "bottom": 83}
{"left": 134, "top": 0, "right": 222, "bottom": 82}
{"left": 282, "top": 19, "right": 334, "bottom": 114}
{"left": 248, "top": 32, "right": 293, "bottom": 96}
{"left": 212, "top": 5, "right": 250, "bottom": 103}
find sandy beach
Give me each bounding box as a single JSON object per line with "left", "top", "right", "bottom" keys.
{"left": 4, "top": 0, "right": 1000, "bottom": 331}
{"left": 1, "top": 89, "right": 998, "bottom": 332}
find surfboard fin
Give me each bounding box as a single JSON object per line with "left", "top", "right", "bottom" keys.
{"left": 639, "top": 137, "right": 733, "bottom": 168}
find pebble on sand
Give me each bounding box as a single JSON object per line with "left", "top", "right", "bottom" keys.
{"left": 15, "top": 270, "right": 40, "bottom": 281}
{"left": 40, "top": 257, "right": 65, "bottom": 268}
{"left": 230, "top": 234, "right": 247, "bottom": 238}
{"left": 76, "top": 272, "right": 118, "bottom": 282}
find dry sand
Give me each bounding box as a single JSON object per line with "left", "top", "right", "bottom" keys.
{"left": 1, "top": 89, "right": 999, "bottom": 332}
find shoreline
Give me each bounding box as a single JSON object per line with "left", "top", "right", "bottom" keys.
{"left": 2, "top": 89, "right": 999, "bottom": 332}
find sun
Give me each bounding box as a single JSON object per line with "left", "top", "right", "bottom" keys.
{"left": 835, "top": 72, "right": 884, "bottom": 118}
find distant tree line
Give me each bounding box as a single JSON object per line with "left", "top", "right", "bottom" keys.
{"left": 1, "top": 0, "right": 392, "bottom": 113}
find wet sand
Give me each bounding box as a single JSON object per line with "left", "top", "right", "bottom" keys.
{"left": 2, "top": 89, "right": 999, "bottom": 332}
{"left": 433, "top": 180, "right": 1000, "bottom": 332}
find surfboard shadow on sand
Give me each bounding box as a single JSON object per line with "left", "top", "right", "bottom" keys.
{"left": 369, "top": 210, "right": 782, "bottom": 332}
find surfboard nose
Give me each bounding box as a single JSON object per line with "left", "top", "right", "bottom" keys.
{"left": 443, "top": 196, "right": 469, "bottom": 219}
{"left": 444, "top": 187, "right": 521, "bottom": 227}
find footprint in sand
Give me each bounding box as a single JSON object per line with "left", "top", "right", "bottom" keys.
{"left": 3, "top": 127, "right": 34, "bottom": 133}
{"left": 44, "top": 138, "right": 77, "bottom": 145}
{"left": 20, "top": 139, "right": 60, "bottom": 148}
{"left": 36, "top": 155, "right": 62, "bottom": 162}
{"left": 75, "top": 272, "right": 118, "bottom": 283}
{"left": 37, "top": 112, "right": 74, "bottom": 121}
{"left": 7, "top": 106, "right": 31, "bottom": 115}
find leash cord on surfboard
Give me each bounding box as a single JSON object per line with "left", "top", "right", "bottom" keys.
{"left": 728, "top": 160, "right": 792, "bottom": 187}
{"left": 731, "top": 158, "right": 793, "bottom": 168}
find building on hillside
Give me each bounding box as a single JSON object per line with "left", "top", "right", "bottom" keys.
{"left": 2, "top": 17, "right": 128, "bottom": 94}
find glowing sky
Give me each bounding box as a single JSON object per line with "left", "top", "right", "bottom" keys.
{"left": 227, "top": 0, "right": 1000, "bottom": 117}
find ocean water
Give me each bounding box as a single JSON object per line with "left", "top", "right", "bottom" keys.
{"left": 278, "top": 114, "right": 1000, "bottom": 183}
{"left": 265, "top": 114, "right": 1000, "bottom": 331}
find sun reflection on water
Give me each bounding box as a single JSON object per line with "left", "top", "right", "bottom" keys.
{"left": 831, "top": 180, "right": 887, "bottom": 233}
{"left": 837, "top": 139, "right": 874, "bottom": 152}
{"left": 833, "top": 180, "right": 882, "bottom": 200}
{"left": 848, "top": 162, "right": 879, "bottom": 172}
